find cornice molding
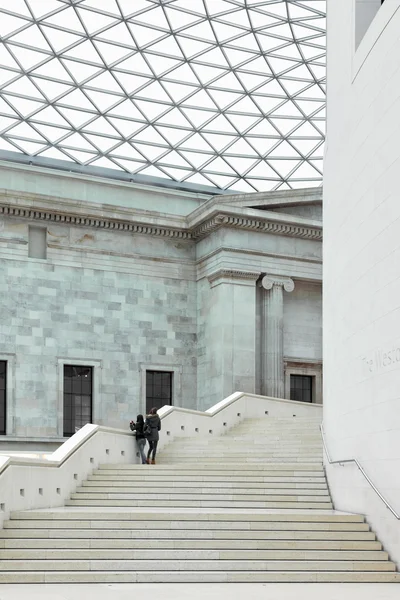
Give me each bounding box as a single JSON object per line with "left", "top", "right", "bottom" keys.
{"left": 0, "top": 196, "right": 322, "bottom": 242}
{"left": 208, "top": 269, "right": 260, "bottom": 288}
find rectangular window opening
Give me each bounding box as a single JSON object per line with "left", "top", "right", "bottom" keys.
{"left": 290, "top": 374, "right": 313, "bottom": 404}
{"left": 0, "top": 361, "right": 6, "bottom": 435}
{"left": 28, "top": 226, "right": 47, "bottom": 259}
{"left": 146, "top": 370, "right": 173, "bottom": 414}
{"left": 63, "top": 365, "right": 93, "bottom": 437}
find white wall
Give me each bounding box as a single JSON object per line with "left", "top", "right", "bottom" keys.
{"left": 324, "top": 0, "right": 400, "bottom": 565}
{"left": 284, "top": 281, "right": 322, "bottom": 361}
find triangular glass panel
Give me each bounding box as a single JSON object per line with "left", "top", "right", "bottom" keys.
{"left": 63, "top": 40, "right": 103, "bottom": 65}
{"left": 177, "top": 36, "right": 212, "bottom": 59}
{"left": 170, "top": 0, "right": 206, "bottom": 14}
{"left": 212, "top": 21, "right": 245, "bottom": 43}
{"left": 133, "top": 6, "right": 170, "bottom": 30}
{"left": 166, "top": 63, "right": 199, "bottom": 85}
{"left": 203, "top": 156, "right": 235, "bottom": 175}
{"left": 107, "top": 116, "right": 144, "bottom": 137}
{"left": 26, "top": 0, "right": 61, "bottom": 18}
{"left": 59, "top": 88, "right": 97, "bottom": 111}
{"left": 112, "top": 158, "right": 146, "bottom": 173}
{"left": 144, "top": 53, "right": 182, "bottom": 75}
{"left": 267, "top": 140, "right": 301, "bottom": 158}
{"left": 127, "top": 23, "right": 166, "bottom": 47}
{"left": 295, "top": 83, "right": 325, "bottom": 100}
{"left": 225, "top": 137, "right": 258, "bottom": 156}
{"left": 9, "top": 139, "right": 46, "bottom": 154}
{"left": 183, "top": 21, "right": 216, "bottom": 43}
{"left": 31, "top": 78, "right": 72, "bottom": 102}
{"left": 137, "top": 81, "right": 170, "bottom": 102}
{"left": 155, "top": 126, "right": 190, "bottom": 146}
{"left": 0, "top": 45, "right": 20, "bottom": 69}
{"left": 131, "top": 142, "right": 166, "bottom": 161}
{"left": 294, "top": 99, "right": 324, "bottom": 116}
{"left": 257, "top": 0, "right": 288, "bottom": 18}
{"left": 228, "top": 179, "right": 257, "bottom": 193}
{"left": 212, "top": 72, "right": 244, "bottom": 92}
{"left": 309, "top": 64, "right": 325, "bottom": 80}
{"left": 245, "top": 136, "right": 280, "bottom": 155}
{"left": 204, "top": 0, "right": 232, "bottom": 16}
{"left": 137, "top": 164, "right": 171, "bottom": 178}
{"left": 61, "top": 132, "right": 97, "bottom": 151}
{"left": 268, "top": 56, "right": 299, "bottom": 75}
{"left": 191, "top": 63, "right": 227, "bottom": 85}
{"left": 114, "top": 53, "right": 153, "bottom": 76}
{"left": 291, "top": 161, "right": 321, "bottom": 178}
{"left": 160, "top": 166, "right": 192, "bottom": 181}
{"left": 272, "top": 100, "right": 303, "bottom": 117}
{"left": 0, "top": 115, "right": 18, "bottom": 133}
{"left": 268, "top": 159, "right": 300, "bottom": 178}
{"left": 93, "top": 41, "right": 132, "bottom": 65}
{"left": 202, "top": 114, "right": 237, "bottom": 134}
{"left": 83, "top": 116, "right": 121, "bottom": 137}
{"left": 9, "top": 25, "right": 51, "bottom": 51}
{"left": 246, "top": 160, "right": 281, "bottom": 178}
{"left": 61, "top": 60, "right": 103, "bottom": 84}
{"left": 32, "top": 58, "right": 73, "bottom": 83}
{"left": 3, "top": 77, "right": 45, "bottom": 100}
{"left": 87, "top": 156, "right": 123, "bottom": 170}
{"left": 236, "top": 72, "right": 268, "bottom": 91}
{"left": 252, "top": 96, "right": 285, "bottom": 114}
{"left": 300, "top": 44, "right": 325, "bottom": 60}
{"left": 194, "top": 47, "right": 229, "bottom": 68}
{"left": 269, "top": 117, "right": 303, "bottom": 135}
{"left": 289, "top": 138, "right": 320, "bottom": 156}
{"left": 107, "top": 99, "right": 145, "bottom": 120}
{"left": 162, "top": 81, "right": 195, "bottom": 103}
{"left": 311, "top": 119, "right": 325, "bottom": 134}
{"left": 164, "top": 6, "right": 201, "bottom": 29}
{"left": 288, "top": 3, "right": 316, "bottom": 19}
{"left": 159, "top": 150, "right": 191, "bottom": 168}
{"left": 0, "top": 0, "right": 30, "bottom": 17}
{"left": 310, "top": 158, "right": 323, "bottom": 173}
{"left": 231, "top": 96, "right": 261, "bottom": 115}
{"left": 202, "top": 132, "right": 235, "bottom": 152}
{"left": 95, "top": 22, "right": 135, "bottom": 47}
{"left": 76, "top": 8, "right": 117, "bottom": 35}
{"left": 281, "top": 79, "right": 310, "bottom": 96}
{"left": 84, "top": 89, "right": 122, "bottom": 112}
{"left": 39, "top": 147, "right": 72, "bottom": 161}
{"left": 226, "top": 113, "right": 260, "bottom": 133}
{"left": 289, "top": 121, "right": 321, "bottom": 137}
{"left": 133, "top": 126, "right": 167, "bottom": 146}
{"left": 118, "top": 0, "right": 150, "bottom": 17}
{"left": 112, "top": 71, "right": 150, "bottom": 94}
{"left": 224, "top": 155, "right": 258, "bottom": 175}
{"left": 275, "top": 182, "right": 291, "bottom": 190}
{"left": 185, "top": 172, "right": 215, "bottom": 187}
{"left": 183, "top": 89, "right": 217, "bottom": 110}
{"left": 247, "top": 119, "right": 281, "bottom": 136}
{"left": 291, "top": 24, "right": 322, "bottom": 41}
{"left": 0, "top": 97, "right": 19, "bottom": 116}
{"left": 44, "top": 8, "right": 86, "bottom": 34}
{"left": 32, "top": 123, "right": 68, "bottom": 143}
{"left": 0, "top": 71, "right": 19, "bottom": 87}
{"left": 206, "top": 173, "right": 235, "bottom": 188}
{"left": 57, "top": 107, "right": 95, "bottom": 128}
{"left": 208, "top": 89, "right": 243, "bottom": 110}
{"left": 251, "top": 179, "right": 279, "bottom": 192}
{"left": 273, "top": 43, "right": 303, "bottom": 61}
{"left": 3, "top": 96, "right": 44, "bottom": 117}
{"left": 224, "top": 48, "right": 257, "bottom": 69}
{"left": 179, "top": 149, "right": 208, "bottom": 169}
{"left": 0, "top": 137, "right": 20, "bottom": 152}
{"left": 289, "top": 180, "right": 321, "bottom": 189}
{"left": 230, "top": 32, "right": 259, "bottom": 51}
{"left": 80, "top": 0, "right": 121, "bottom": 16}
{"left": 40, "top": 26, "right": 82, "bottom": 52}
{"left": 180, "top": 107, "right": 215, "bottom": 128}
{"left": 243, "top": 56, "right": 272, "bottom": 74}
{"left": 248, "top": 10, "right": 281, "bottom": 28}
{"left": 0, "top": 13, "right": 29, "bottom": 37}
{"left": 84, "top": 133, "right": 121, "bottom": 153}
{"left": 219, "top": 9, "right": 250, "bottom": 28}
{"left": 180, "top": 133, "right": 213, "bottom": 152}
{"left": 156, "top": 108, "right": 191, "bottom": 127}
{"left": 134, "top": 100, "right": 169, "bottom": 121}
{"left": 84, "top": 71, "right": 122, "bottom": 93}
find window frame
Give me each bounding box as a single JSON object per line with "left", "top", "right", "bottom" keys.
{"left": 290, "top": 374, "right": 313, "bottom": 404}
{"left": 0, "top": 360, "right": 7, "bottom": 435}
{"left": 139, "top": 363, "right": 182, "bottom": 415}
{"left": 145, "top": 370, "right": 173, "bottom": 414}
{"left": 63, "top": 364, "right": 93, "bottom": 437}
{"left": 0, "top": 354, "right": 16, "bottom": 435}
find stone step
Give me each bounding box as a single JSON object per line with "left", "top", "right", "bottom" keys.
{"left": 79, "top": 485, "right": 330, "bottom": 495}
{"left": 155, "top": 458, "right": 322, "bottom": 463}
{"left": 1, "top": 571, "right": 399, "bottom": 584}
{"left": 71, "top": 491, "right": 332, "bottom": 502}
{"left": 0, "top": 529, "right": 376, "bottom": 540}
{"left": 96, "top": 464, "right": 324, "bottom": 473}
{"left": 65, "top": 499, "right": 334, "bottom": 509}
{"left": 0, "top": 539, "right": 381, "bottom": 550}
{"left": 0, "top": 559, "right": 394, "bottom": 572}
{"left": 84, "top": 479, "right": 328, "bottom": 489}
{"left": 0, "top": 549, "right": 388, "bottom": 561}
{"left": 88, "top": 475, "right": 326, "bottom": 483}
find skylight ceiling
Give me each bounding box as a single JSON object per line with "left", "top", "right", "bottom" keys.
{"left": 0, "top": 0, "right": 326, "bottom": 193}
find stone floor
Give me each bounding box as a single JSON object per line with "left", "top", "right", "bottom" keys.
{"left": 0, "top": 584, "right": 399, "bottom": 599}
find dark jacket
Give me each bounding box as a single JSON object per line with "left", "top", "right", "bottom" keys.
{"left": 145, "top": 414, "right": 161, "bottom": 442}
{"left": 132, "top": 421, "right": 145, "bottom": 440}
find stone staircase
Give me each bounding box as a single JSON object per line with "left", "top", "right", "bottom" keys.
{"left": 0, "top": 416, "right": 398, "bottom": 583}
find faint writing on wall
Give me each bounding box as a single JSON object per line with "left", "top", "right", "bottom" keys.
{"left": 362, "top": 346, "right": 400, "bottom": 374}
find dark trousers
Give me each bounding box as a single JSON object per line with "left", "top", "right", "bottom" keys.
{"left": 147, "top": 440, "right": 158, "bottom": 461}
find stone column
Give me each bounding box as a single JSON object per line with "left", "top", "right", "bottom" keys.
{"left": 260, "top": 275, "right": 295, "bottom": 398}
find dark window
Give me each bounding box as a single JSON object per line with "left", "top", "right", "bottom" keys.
{"left": 146, "top": 370, "right": 172, "bottom": 414}
{"left": 63, "top": 365, "right": 93, "bottom": 437}
{"left": 290, "top": 375, "right": 313, "bottom": 403}
{"left": 0, "top": 361, "right": 6, "bottom": 435}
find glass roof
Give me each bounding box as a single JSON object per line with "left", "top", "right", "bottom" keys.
{"left": 0, "top": 0, "right": 326, "bottom": 193}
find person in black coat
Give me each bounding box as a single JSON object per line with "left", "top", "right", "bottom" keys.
{"left": 130, "top": 414, "right": 147, "bottom": 465}
{"left": 145, "top": 407, "right": 161, "bottom": 465}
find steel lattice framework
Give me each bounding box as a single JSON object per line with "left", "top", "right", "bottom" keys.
{"left": 0, "top": 0, "right": 325, "bottom": 192}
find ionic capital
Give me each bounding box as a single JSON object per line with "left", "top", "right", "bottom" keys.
{"left": 260, "top": 275, "right": 295, "bottom": 293}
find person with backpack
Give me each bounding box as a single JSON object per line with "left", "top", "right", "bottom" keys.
{"left": 129, "top": 414, "right": 147, "bottom": 465}
{"left": 145, "top": 407, "right": 161, "bottom": 465}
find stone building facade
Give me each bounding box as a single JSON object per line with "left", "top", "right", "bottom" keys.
{"left": 0, "top": 162, "right": 322, "bottom": 449}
